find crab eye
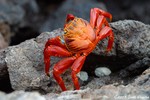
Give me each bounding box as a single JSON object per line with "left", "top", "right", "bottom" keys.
{"left": 66, "top": 14, "right": 75, "bottom": 23}
{"left": 64, "top": 31, "right": 67, "bottom": 34}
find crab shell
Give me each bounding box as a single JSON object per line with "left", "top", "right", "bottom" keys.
{"left": 63, "top": 17, "right": 96, "bottom": 53}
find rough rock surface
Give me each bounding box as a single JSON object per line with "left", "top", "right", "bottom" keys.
{"left": 45, "top": 85, "right": 149, "bottom": 100}
{"left": 40, "top": 0, "right": 107, "bottom": 32}
{"left": 0, "top": 50, "right": 7, "bottom": 79}
{"left": 132, "top": 67, "right": 150, "bottom": 89}
{"left": 0, "top": 68, "right": 149, "bottom": 100}
{"left": 0, "top": 91, "right": 45, "bottom": 100}
{"left": 94, "top": 20, "right": 150, "bottom": 58}
{"left": 5, "top": 29, "right": 65, "bottom": 93}
{"left": 44, "top": 67, "right": 150, "bottom": 100}
{"left": 119, "top": 57, "right": 150, "bottom": 78}
{"left": 0, "top": 20, "right": 149, "bottom": 94}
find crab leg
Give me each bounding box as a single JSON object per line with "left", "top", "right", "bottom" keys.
{"left": 44, "top": 44, "right": 72, "bottom": 76}
{"left": 90, "top": 8, "right": 98, "bottom": 28}
{"left": 53, "top": 57, "right": 77, "bottom": 91}
{"left": 98, "top": 26, "right": 114, "bottom": 52}
{"left": 71, "top": 55, "right": 86, "bottom": 90}
{"left": 45, "top": 36, "right": 67, "bottom": 49}
{"left": 90, "top": 8, "right": 112, "bottom": 29}
{"left": 95, "top": 15, "right": 110, "bottom": 35}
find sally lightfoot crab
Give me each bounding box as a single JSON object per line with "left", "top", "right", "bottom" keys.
{"left": 44, "top": 8, "right": 114, "bottom": 91}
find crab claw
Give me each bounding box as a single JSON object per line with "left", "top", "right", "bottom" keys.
{"left": 64, "top": 14, "right": 75, "bottom": 28}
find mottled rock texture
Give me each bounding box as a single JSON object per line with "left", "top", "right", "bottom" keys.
{"left": 0, "top": 20, "right": 149, "bottom": 95}
{"left": 0, "top": 91, "right": 45, "bottom": 100}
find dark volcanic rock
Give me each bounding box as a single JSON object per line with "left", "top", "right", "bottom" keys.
{"left": 0, "top": 50, "right": 7, "bottom": 79}
{"left": 132, "top": 67, "right": 150, "bottom": 89}
{"left": 111, "top": 20, "right": 150, "bottom": 59}
{"left": 0, "top": 20, "right": 149, "bottom": 94}
{"left": 119, "top": 57, "right": 150, "bottom": 78}
{"left": 5, "top": 29, "right": 64, "bottom": 93}
{"left": 44, "top": 68, "right": 150, "bottom": 100}
{"left": 0, "top": 0, "right": 24, "bottom": 25}
{"left": 0, "top": 0, "right": 39, "bottom": 25}
{"left": 88, "top": 20, "right": 150, "bottom": 74}
{"left": 0, "top": 0, "right": 40, "bottom": 45}
{"left": 94, "top": 20, "right": 150, "bottom": 59}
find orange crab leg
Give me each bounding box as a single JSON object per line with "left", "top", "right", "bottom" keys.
{"left": 53, "top": 57, "right": 77, "bottom": 91}
{"left": 90, "top": 8, "right": 112, "bottom": 29}
{"left": 95, "top": 15, "right": 110, "bottom": 35}
{"left": 71, "top": 55, "right": 86, "bottom": 90}
{"left": 98, "top": 26, "right": 114, "bottom": 52}
{"left": 44, "top": 45, "right": 72, "bottom": 76}
{"left": 90, "top": 8, "right": 98, "bottom": 28}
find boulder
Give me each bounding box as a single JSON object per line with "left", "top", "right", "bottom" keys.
{"left": 0, "top": 20, "right": 149, "bottom": 94}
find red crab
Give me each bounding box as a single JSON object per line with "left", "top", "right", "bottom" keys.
{"left": 44, "top": 8, "right": 114, "bottom": 91}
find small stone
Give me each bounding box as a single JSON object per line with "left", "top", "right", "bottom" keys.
{"left": 77, "top": 71, "right": 88, "bottom": 81}
{"left": 95, "top": 67, "right": 111, "bottom": 77}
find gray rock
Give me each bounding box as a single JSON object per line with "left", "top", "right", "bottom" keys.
{"left": 111, "top": 20, "right": 150, "bottom": 59}
{"left": 40, "top": 0, "right": 107, "bottom": 32}
{"left": 44, "top": 67, "right": 150, "bottom": 99}
{"left": 0, "top": 91, "right": 45, "bottom": 100}
{"left": 5, "top": 29, "right": 65, "bottom": 93}
{"left": 45, "top": 85, "right": 150, "bottom": 100}
{"left": 81, "top": 77, "right": 111, "bottom": 89}
{"left": 0, "top": 1, "right": 25, "bottom": 25}
{"left": 132, "top": 67, "right": 150, "bottom": 89}
{"left": 0, "top": 0, "right": 39, "bottom": 27}
{"left": 94, "top": 20, "right": 150, "bottom": 59}
{"left": 119, "top": 57, "right": 150, "bottom": 78}
{"left": 95, "top": 67, "right": 111, "bottom": 77}
{"left": 93, "top": 20, "right": 150, "bottom": 75}
{"left": 0, "top": 50, "right": 7, "bottom": 79}
{"left": 0, "top": 20, "right": 149, "bottom": 94}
